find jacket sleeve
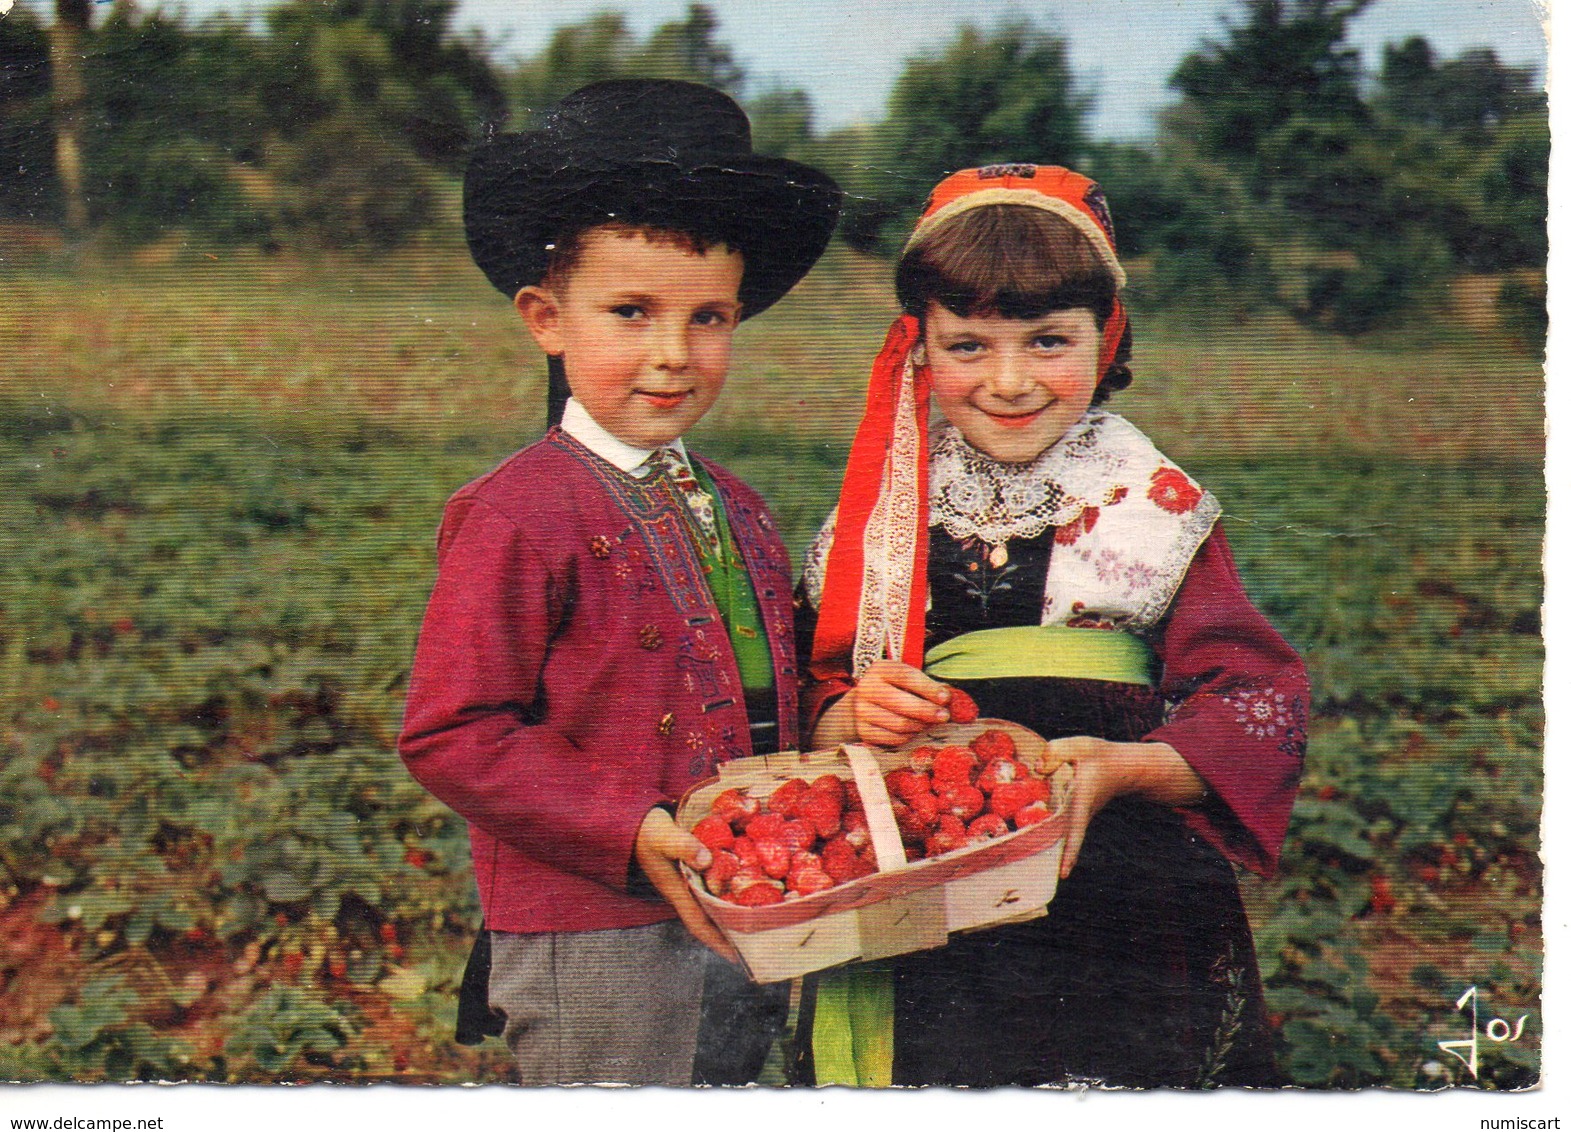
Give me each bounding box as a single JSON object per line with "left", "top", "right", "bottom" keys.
{"left": 397, "top": 494, "right": 667, "bottom": 894}
{"left": 1142, "top": 525, "right": 1308, "bottom": 877}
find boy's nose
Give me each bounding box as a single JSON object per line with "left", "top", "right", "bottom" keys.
{"left": 651, "top": 321, "right": 690, "bottom": 370}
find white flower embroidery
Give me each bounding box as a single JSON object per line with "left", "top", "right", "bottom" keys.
{"left": 1222, "top": 688, "right": 1292, "bottom": 739}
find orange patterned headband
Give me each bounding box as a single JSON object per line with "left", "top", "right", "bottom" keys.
{"left": 904, "top": 164, "right": 1127, "bottom": 290}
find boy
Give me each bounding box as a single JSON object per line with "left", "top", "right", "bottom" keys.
{"left": 397, "top": 79, "right": 840, "bottom": 1086}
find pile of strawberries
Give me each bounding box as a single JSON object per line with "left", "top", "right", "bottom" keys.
{"left": 691, "top": 725, "right": 1056, "bottom": 908}
{"left": 692, "top": 774, "right": 875, "bottom": 907}
{"left": 886, "top": 728, "right": 1053, "bottom": 861}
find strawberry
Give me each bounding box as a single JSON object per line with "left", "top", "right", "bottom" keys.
{"left": 711, "top": 788, "right": 760, "bottom": 829}
{"left": 844, "top": 783, "right": 865, "bottom": 813}
{"left": 798, "top": 791, "right": 843, "bottom": 839}
{"left": 820, "top": 838, "right": 860, "bottom": 882}
{"left": 745, "top": 812, "right": 789, "bottom": 844}
{"left": 947, "top": 687, "right": 980, "bottom": 723}
{"left": 892, "top": 799, "right": 924, "bottom": 844}
{"left": 975, "top": 757, "right": 1023, "bottom": 795}
{"left": 789, "top": 849, "right": 823, "bottom": 876}
{"left": 907, "top": 746, "right": 940, "bottom": 773}
{"left": 788, "top": 867, "right": 835, "bottom": 897}
{"left": 732, "top": 883, "right": 785, "bottom": 907}
{"left": 731, "top": 867, "right": 774, "bottom": 894}
{"left": 780, "top": 817, "right": 816, "bottom": 853}
{"left": 692, "top": 815, "right": 735, "bottom": 852}
{"left": 938, "top": 784, "right": 985, "bottom": 822}
{"left": 841, "top": 810, "right": 871, "bottom": 849}
{"left": 924, "top": 814, "right": 968, "bottom": 858}
{"left": 756, "top": 838, "right": 793, "bottom": 880}
{"left": 1369, "top": 875, "right": 1395, "bottom": 914}
{"left": 932, "top": 745, "right": 979, "bottom": 788}
{"left": 988, "top": 780, "right": 1037, "bottom": 822}
{"left": 885, "top": 767, "right": 933, "bottom": 804}
{"left": 810, "top": 774, "right": 847, "bottom": 807}
{"left": 769, "top": 777, "right": 811, "bottom": 818}
{"left": 967, "top": 813, "right": 1010, "bottom": 843}
{"left": 704, "top": 849, "right": 740, "bottom": 895}
{"left": 969, "top": 729, "right": 1016, "bottom": 762}
{"left": 732, "top": 834, "right": 761, "bottom": 869}
{"left": 1013, "top": 800, "right": 1050, "bottom": 828}
{"left": 904, "top": 843, "right": 924, "bottom": 863}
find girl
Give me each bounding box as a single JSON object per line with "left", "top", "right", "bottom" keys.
{"left": 796, "top": 165, "right": 1308, "bottom": 1088}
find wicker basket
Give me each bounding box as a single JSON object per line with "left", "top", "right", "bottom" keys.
{"left": 677, "top": 719, "right": 1071, "bottom": 983}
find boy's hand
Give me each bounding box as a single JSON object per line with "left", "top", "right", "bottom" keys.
{"left": 634, "top": 807, "right": 741, "bottom": 964}
{"left": 846, "top": 660, "right": 952, "bottom": 747}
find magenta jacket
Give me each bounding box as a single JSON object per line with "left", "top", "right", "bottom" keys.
{"left": 398, "top": 429, "right": 801, "bottom": 933}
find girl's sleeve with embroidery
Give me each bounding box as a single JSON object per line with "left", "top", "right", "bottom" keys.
{"left": 398, "top": 494, "right": 667, "bottom": 893}
{"left": 1142, "top": 526, "right": 1308, "bottom": 877}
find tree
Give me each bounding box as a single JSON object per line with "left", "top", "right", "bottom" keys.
{"left": 48, "top": 0, "right": 92, "bottom": 235}
{"left": 1170, "top": 0, "right": 1373, "bottom": 162}
{"left": 1376, "top": 38, "right": 1542, "bottom": 136}
{"left": 630, "top": 4, "right": 743, "bottom": 93}
{"left": 0, "top": 4, "right": 56, "bottom": 223}
{"left": 849, "top": 19, "right": 1089, "bottom": 251}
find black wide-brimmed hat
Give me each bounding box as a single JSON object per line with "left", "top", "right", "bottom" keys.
{"left": 464, "top": 79, "right": 842, "bottom": 320}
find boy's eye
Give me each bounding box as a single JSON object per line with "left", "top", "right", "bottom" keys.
{"left": 693, "top": 309, "right": 733, "bottom": 328}
{"left": 609, "top": 304, "right": 645, "bottom": 320}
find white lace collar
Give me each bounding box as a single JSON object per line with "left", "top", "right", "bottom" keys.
{"left": 928, "top": 409, "right": 1143, "bottom": 547}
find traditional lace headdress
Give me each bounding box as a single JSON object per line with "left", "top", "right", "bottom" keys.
{"left": 809, "top": 165, "right": 1130, "bottom": 682}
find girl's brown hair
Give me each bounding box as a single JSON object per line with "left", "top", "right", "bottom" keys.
{"left": 896, "top": 204, "right": 1132, "bottom": 402}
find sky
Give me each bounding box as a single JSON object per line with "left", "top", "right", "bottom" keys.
{"left": 113, "top": 0, "right": 1553, "bottom": 138}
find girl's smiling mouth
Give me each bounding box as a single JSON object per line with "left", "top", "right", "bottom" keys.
{"left": 979, "top": 404, "right": 1049, "bottom": 428}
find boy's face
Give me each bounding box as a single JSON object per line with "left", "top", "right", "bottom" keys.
{"left": 516, "top": 228, "right": 745, "bottom": 449}
{"left": 924, "top": 304, "right": 1102, "bottom": 464}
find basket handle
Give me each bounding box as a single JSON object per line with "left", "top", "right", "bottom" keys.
{"left": 843, "top": 744, "right": 907, "bottom": 873}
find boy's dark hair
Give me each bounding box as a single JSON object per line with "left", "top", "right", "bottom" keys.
{"left": 896, "top": 204, "right": 1133, "bottom": 404}
{"left": 541, "top": 223, "right": 731, "bottom": 292}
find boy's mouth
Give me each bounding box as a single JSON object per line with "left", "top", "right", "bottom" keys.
{"left": 635, "top": 389, "right": 694, "bottom": 410}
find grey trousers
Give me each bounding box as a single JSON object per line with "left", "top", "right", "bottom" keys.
{"left": 489, "top": 920, "right": 708, "bottom": 1086}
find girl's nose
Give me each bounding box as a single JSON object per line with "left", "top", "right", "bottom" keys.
{"left": 985, "top": 352, "right": 1032, "bottom": 400}
{"left": 651, "top": 320, "right": 690, "bottom": 370}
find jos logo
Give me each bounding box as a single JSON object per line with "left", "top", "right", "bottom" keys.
{"left": 0, "top": 2, "right": 14, "bottom": 17}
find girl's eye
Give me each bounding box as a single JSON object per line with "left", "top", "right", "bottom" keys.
{"left": 609, "top": 304, "right": 645, "bottom": 320}
{"left": 947, "top": 341, "right": 984, "bottom": 356}
{"left": 1033, "top": 334, "right": 1069, "bottom": 350}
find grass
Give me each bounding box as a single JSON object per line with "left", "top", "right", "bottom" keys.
{"left": 0, "top": 241, "right": 1545, "bottom": 1087}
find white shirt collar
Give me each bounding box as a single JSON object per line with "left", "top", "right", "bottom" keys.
{"left": 559, "top": 398, "right": 689, "bottom": 477}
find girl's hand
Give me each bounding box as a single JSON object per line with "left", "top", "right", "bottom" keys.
{"left": 633, "top": 807, "right": 741, "bottom": 964}
{"left": 1038, "top": 737, "right": 1206, "bottom": 880}
{"left": 816, "top": 660, "right": 952, "bottom": 748}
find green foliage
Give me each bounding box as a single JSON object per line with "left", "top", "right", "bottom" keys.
{"left": 511, "top": 4, "right": 743, "bottom": 128}
{"left": 0, "top": 4, "right": 56, "bottom": 223}
{"left": 1170, "top": 0, "right": 1373, "bottom": 161}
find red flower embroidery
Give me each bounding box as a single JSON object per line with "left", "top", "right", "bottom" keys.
{"left": 1148, "top": 466, "right": 1202, "bottom": 513}
{"left": 1054, "top": 506, "right": 1101, "bottom": 546}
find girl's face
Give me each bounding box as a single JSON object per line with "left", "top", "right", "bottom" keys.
{"left": 924, "top": 303, "right": 1102, "bottom": 464}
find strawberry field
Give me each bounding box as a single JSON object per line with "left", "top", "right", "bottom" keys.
{"left": 0, "top": 247, "right": 1543, "bottom": 1087}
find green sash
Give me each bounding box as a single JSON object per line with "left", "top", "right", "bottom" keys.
{"left": 809, "top": 624, "right": 1154, "bottom": 1086}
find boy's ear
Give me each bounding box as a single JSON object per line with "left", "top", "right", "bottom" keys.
{"left": 515, "top": 286, "right": 565, "bottom": 356}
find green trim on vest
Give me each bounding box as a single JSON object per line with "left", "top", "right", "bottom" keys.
{"left": 689, "top": 463, "right": 774, "bottom": 693}
{"left": 923, "top": 625, "right": 1155, "bottom": 687}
